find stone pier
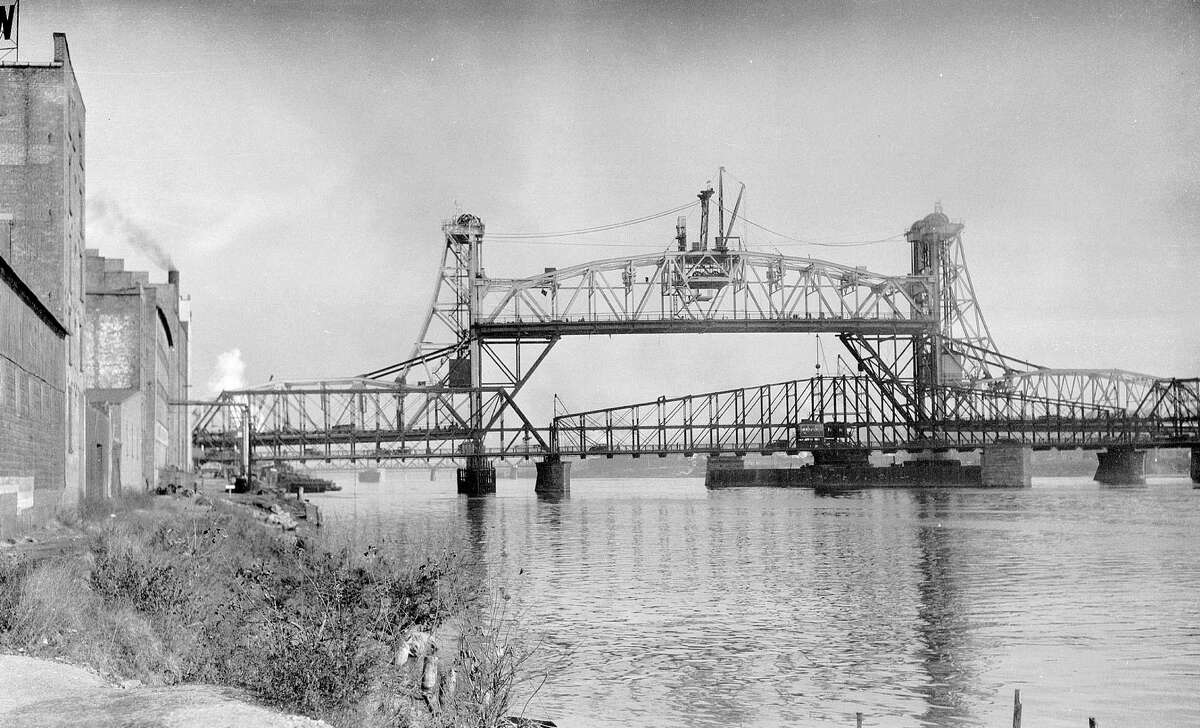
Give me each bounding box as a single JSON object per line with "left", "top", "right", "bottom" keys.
{"left": 1192, "top": 447, "right": 1200, "bottom": 485}
{"left": 812, "top": 448, "right": 870, "bottom": 467}
{"left": 706, "top": 455, "right": 746, "bottom": 473}
{"left": 981, "top": 440, "right": 1032, "bottom": 487}
{"left": 1094, "top": 447, "right": 1145, "bottom": 485}
{"left": 534, "top": 457, "right": 571, "bottom": 498}
{"left": 456, "top": 464, "right": 496, "bottom": 496}
{"left": 703, "top": 455, "right": 744, "bottom": 488}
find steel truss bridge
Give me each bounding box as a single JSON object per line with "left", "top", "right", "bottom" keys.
{"left": 191, "top": 181, "right": 1200, "bottom": 476}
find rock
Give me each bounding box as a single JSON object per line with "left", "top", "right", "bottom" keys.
{"left": 396, "top": 631, "right": 432, "bottom": 666}
{"left": 421, "top": 650, "right": 439, "bottom": 693}
{"left": 266, "top": 511, "right": 298, "bottom": 531}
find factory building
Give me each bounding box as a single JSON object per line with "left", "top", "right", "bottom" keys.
{"left": 83, "top": 252, "right": 189, "bottom": 493}
{"left": 2, "top": 34, "right": 192, "bottom": 532}
{"left": 0, "top": 34, "right": 88, "bottom": 534}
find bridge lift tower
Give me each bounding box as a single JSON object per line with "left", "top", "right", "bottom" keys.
{"left": 363, "top": 213, "right": 558, "bottom": 494}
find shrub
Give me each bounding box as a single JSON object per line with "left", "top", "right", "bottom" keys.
{"left": 90, "top": 546, "right": 191, "bottom": 616}
{"left": 220, "top": 544, "right": 468, "bottom": 722}
{"left": 0, "top": 496, "right": 533, "bottom": 727}
{"left": 4, "top": 560, "right": 94, "bottom": 646}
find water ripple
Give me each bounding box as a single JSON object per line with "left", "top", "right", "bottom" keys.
{"left": 313, "top": 474, "right": 1200, "bottom": 728}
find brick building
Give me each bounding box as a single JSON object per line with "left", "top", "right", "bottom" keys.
{"left": 83, "top": 252, "right": 189, "bottom": 490}
{"left": 0, "top": 34, "right": 88, "bottom": 534}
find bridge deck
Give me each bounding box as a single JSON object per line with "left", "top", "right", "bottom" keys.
{"left": 476, "top": 318, "right": 928, "bottom": 338}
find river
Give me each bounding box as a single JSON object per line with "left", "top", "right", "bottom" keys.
{"left": 306, "top": 473, "right": 1200, "bottom": 728}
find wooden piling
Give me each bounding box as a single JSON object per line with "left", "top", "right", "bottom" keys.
{"left": 1012, "top": 689, "right": 1022, "bottom": 728}
{"left": 855, "top": 712, "right": 863, "bottom": 728}
{"left": 1088, "top": 719, "right": 1098, "bottom": 728}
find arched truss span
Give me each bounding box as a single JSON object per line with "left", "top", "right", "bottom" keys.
{"left": 476, "top": 250, "right": 933, "bottom": 337}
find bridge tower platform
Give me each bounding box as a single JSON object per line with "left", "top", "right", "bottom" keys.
{"left": 1094, "top": 447, "right": 1146, "bottom": 485}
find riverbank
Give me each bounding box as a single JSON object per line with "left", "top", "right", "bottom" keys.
{"left": 0, "top": 488, "right": 530, "bottom": 728}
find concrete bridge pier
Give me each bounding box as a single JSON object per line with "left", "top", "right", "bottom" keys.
{"left": 457, "top": 460, "right": 496, "bottom": 496}
{"left": 981, "top": 440, "right": 1032, "bottom": 487}
{"left": 534, "top": 457, "right": 571, "bottom": 498}
{"left": 1094, "top": 447, "right": 1145, "bottom": 485}
{"left": 1192, "top": 447, "right": 1200, "bottom": 484}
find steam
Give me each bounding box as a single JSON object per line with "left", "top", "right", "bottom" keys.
{"left": 208, "top": 348, "right": 247, "bottom": 394}
{"left": 88, "top": 196, "right": 176, "bottom": 271}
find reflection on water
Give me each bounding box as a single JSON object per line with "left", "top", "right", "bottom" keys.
{"left": 310, "top": 475, "right": 1200, "bottom": 728}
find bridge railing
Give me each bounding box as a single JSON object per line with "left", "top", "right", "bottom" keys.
{"left": 482, "top": 310, "right": 920, "bottom": 324}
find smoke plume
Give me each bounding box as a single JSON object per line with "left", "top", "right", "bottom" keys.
{"left": 208, "top": 348, "right": 247, "bottom": 394}
{"left": 88, "top": 196, "right": 176, "bottom": 271}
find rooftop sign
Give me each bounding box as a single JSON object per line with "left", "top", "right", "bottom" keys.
{"left": 0, "top": 1, "right": 17, "bottom": 62}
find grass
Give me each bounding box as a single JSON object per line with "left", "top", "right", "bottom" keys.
{"left": 0, "top": 494, "right": 539, "bottom": 728}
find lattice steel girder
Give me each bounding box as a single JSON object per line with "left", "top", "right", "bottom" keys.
{"left": 549, "top": 374, "right": 1197, "bottom": 457}
{"left": 479, "top": 250, "right": 936, "bottom": 330}
{"left": 1137, "top": 378, "right": 1200, "bottom": 428}
{"left": 191, "top": 381, "right": 552, "bottom": 464}
{"left": 979, "top": 370, "right": 1200, "bottom": 420}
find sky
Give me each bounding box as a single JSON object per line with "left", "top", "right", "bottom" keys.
{"left": 12, "top": 0, "right": 1200, "bottom": 416}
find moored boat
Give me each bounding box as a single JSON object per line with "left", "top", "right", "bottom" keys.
{"left": 273, "top": 464, "right": 341, "bottom": 494}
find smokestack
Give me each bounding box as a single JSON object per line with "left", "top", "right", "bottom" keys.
{"left": 167, "top": 269, "right": 179, "bottom": 287}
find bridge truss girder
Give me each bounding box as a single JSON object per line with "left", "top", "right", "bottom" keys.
{"left": 191, "top": 381, "right": 551, "bottom": 464}
{"left": 981, "top": 370, "right": 1200, "bottom": 420}
{"left": 551, "top": 375, "right": 1197, "bottom": 458}
{"left": 478, "top": 249, "right": 934, "bottom": 332}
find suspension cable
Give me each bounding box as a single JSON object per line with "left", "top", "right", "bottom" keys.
{"left": 489, "top": 201, "right": 697, "bottom": 239}
{"left": 729, "top": 209, "right": 904, "bottom": 247}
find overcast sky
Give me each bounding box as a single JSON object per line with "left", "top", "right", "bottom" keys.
{"left": 15, "top": 0, "right": 1200, "bottom": 415}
